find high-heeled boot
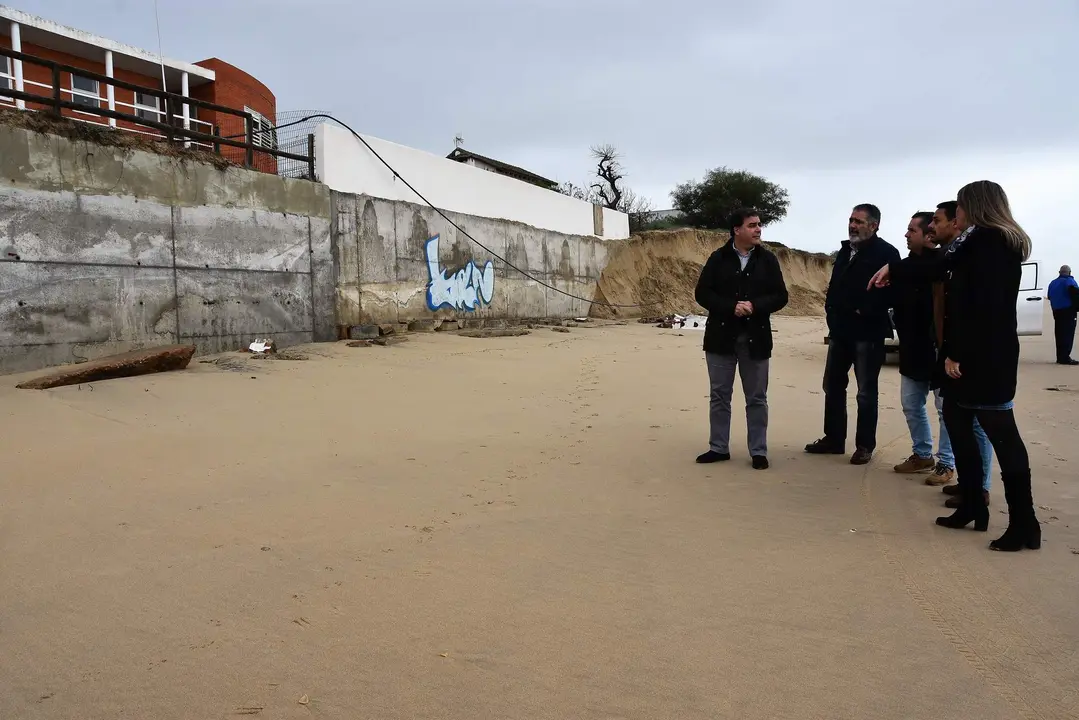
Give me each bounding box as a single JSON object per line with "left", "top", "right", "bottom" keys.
{"left": 936, "top": 482, "right": 989, "bottom": 531}
{"left": 990, "top": 471, "right": 1041, "bottom": 551}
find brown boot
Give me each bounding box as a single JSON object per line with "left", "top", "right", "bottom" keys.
{"left": 946, "top": 491, "right": 990, "bottom": 508}
{"left": 895, "top": 454, "right": 936, "bottom": 474}
{"left": 942, "top": 483, "right": 960, "bottom": 495}
{"left": 925, "top": 465, "right": 955, "bottom": 486}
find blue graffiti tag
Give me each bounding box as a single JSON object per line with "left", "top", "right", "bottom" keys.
{"left": 424, "top": 235, "right": 495, "bottom": 312}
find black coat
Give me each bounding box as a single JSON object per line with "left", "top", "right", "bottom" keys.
{"left": 890, "top": 226, "right": 1022, "bottom": 406}
{"left": 892, "top": 249, "right": 939, "bottom": 382}
{"left": 825, "top": 236, "right": 902, "bottom": 342}
{"left": 694, "top": 241, "right": 789, "bottom": 360}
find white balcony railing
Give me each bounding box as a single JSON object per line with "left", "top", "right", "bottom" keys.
{"left": 3, "top": 75, "right": 217, "bottom": 151}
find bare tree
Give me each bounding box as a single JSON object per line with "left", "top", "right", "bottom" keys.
{"left": 589, "top": 144, "right": 625, "bottom": 211}
{"left": 620, "top": 187, "right": 656, "bottom": 232}
{"left": 558, "top": 181, "right": 592, "bottom": 201}
{"left": 558, "top": 144, "right": 656, "bottom": 232}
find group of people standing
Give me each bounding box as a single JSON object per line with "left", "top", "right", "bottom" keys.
{"left": 693, "top": 181, "right": 1057, "bottom": 553}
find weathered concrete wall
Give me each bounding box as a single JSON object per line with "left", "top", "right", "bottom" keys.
{"left": 331, "top": 193, "right": 608, "bottom": 325}
{"left": 0, "top": 123, "right": 334, "bottom": 374}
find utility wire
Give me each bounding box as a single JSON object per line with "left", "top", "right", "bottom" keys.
{"left": 234, "top": 113, "right": 663, "bottom": 311}
{"left": 152, "top": 0, "right": 167, "bottom": 93}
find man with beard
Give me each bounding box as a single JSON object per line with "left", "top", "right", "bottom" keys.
{"left": 928, "top": 201, "right": 994, "bottom": 508}
{"left": 806, "top": 204, "right": 901, "bottom": 465}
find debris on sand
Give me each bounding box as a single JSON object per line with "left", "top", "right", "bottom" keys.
{"left": 16, "top": 345, "right": 197, "bottom": 390}
{"left": 408, "top": 319, "right": 439, "bottom": 333}
{"left": 640, "top": 314, "right": 707, "bottom": 330}
{"left": 459, "top": 328, "right": 531, "bottom": 339}
{"left": 673, "top": 314, "right": 707, "bottom": 330}
{"left": 348, "top": 336, "right": 411, "bottom": 347}
{"left": 248, "top": 338, "right": 277, "bottom": 355}
{"left": 348, "top": 325, "right": 380, "bottom": 341}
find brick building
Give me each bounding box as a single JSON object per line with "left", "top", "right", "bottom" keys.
{"left": 0, "top": 5, "right": 278, "bottom": 172}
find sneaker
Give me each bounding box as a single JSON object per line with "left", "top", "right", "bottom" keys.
{"left": 696, "top": 451, "right": 731, "bottom": 464}
{"left": 925, "top": 465, "right": 955, "bottom": 486}
{"left": 752, "top": 455, "right": 769, "bottom": 470}
{"left": 805, "top": 437, "right": 845, "bottom": 455}
{"left": 894, "top": 455, "right": 935, "bottom": 474}
{"left": 850, "top": 447, "right": 873, "bottom": 465}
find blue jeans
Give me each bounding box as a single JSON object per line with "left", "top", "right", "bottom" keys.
{"left": 900, "top": 376, "right": 993, "bottom": 490}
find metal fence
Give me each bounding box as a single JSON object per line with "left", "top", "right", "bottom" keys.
{"left": 215, "top": 109, "right": 330, "bottom": 179}
{"left": 0, "top": 47, "right": 315, "bottom": 180}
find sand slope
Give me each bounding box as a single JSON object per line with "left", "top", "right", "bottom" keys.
{"left": 591, "top": 229, "right": 834, "bottom": 319}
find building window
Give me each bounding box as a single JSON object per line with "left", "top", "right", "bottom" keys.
{"left": 70, "top": 74, "right": 100, "bottom": 108}
{"left": 134, "top": 91, "right": 160, "bottom": 122}
{"left": 0, "top": 56, "right": 11, "bottom": 94}
{"left": 246, "top": 107, "right": 278, "bottom": 151}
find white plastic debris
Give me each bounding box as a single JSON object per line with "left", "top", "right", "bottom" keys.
{"left": 674, "top": 314, "right": 708, "bottom": 330}
{"left": 248, "top": 338, "right": 276, "bottom": 354}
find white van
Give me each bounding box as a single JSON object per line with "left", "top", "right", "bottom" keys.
{"left": 884, "top": 261, "right": 1044, "bottom": 353}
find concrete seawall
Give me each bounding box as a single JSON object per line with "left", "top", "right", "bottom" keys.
{"left": 0, "top": 123, "right": 612, "bottom": 374}
{"left": 0, "top": 123, "right": 335, "bottom": 374}
{"left": 331, "top": 193, "right": 608, "bottom": 326}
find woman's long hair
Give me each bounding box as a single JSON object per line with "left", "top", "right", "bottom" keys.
{"left": 957, "top": 180, "right": 1032, "bottom": 261}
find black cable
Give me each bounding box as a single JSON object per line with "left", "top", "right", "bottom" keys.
{"left": 244, "top": 113, "right": 663, "bottom": 311}
{"left": 220, "top": 114, "right": 321, "bottom": 140}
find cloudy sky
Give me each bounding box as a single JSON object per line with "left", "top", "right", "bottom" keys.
{"left": 11, "top": 0, "right": 1079, "bottom": 276}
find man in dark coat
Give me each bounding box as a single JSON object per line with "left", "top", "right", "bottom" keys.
{"left": 806, "top": 203, "right": 902, "bottom": 465}
{"left": 693, "top": 208, "right": 789, "bottom": 470}
{"left": 928, "top": 201, "right": 994, "bottom": 507}
{"left": 891, "top": 211, "right": 956, "bottom": 484}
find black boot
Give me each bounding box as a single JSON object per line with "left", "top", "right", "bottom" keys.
{"left": 936, "top": 482, "right": 989, "bottom": 531}
{"left": 990, "top": 471, "right": 1041, "bottom": 551}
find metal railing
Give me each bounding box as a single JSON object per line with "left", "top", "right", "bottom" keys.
{"left": 0, "top": 47, "right": 315, "bottom": 179}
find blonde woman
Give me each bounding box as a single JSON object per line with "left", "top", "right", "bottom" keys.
{"left": 869, "top": 181, "right": 1039, "bottom": 552}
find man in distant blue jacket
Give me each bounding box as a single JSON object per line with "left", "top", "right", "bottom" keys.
{"left": 1048, "top": 265, "right": 1079, "bottom": 365}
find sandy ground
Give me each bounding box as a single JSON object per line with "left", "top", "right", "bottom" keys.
{"left": 1, "top": 315, "right": 1077, "bottom": 720}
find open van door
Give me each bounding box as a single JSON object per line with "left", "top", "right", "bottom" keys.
{"left": 1018, "top": 262, "right": 1044, "bottom": 336}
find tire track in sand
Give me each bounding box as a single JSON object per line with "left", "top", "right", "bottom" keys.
{"left": 860, "top": 433, "right": 1074, "bottom": 720}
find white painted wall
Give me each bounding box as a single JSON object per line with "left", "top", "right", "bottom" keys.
{"left": 315, "top": 124, "right": 630, "bottom": 240}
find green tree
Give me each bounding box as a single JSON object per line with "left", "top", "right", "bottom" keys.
{"left": 671, "top": 167, "right": 789, "bottom": 230}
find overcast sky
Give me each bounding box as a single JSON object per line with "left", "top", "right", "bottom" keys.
{"left": 12, "top": 0, "right": 1079, "bottom": 278}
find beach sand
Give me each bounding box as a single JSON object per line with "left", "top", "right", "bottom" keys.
{"left": 2, "top": 315, "right": 1076, "bottom": 719}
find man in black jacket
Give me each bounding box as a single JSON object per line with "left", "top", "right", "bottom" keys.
{"left": 806, "top": 203, "right": 902, "bottom": 465}
{"left": 694, "top": 208, "right": 789, "bottom": 470}
{"left": 891, "top": 211, "right": 956, "bottom": 484}
{"left": 929, "top": 201, "right": 994, "bottom": 507}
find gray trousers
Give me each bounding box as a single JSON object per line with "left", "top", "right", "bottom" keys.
{"left": 706, "top": 336, "right": 770, "bottom": 457}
